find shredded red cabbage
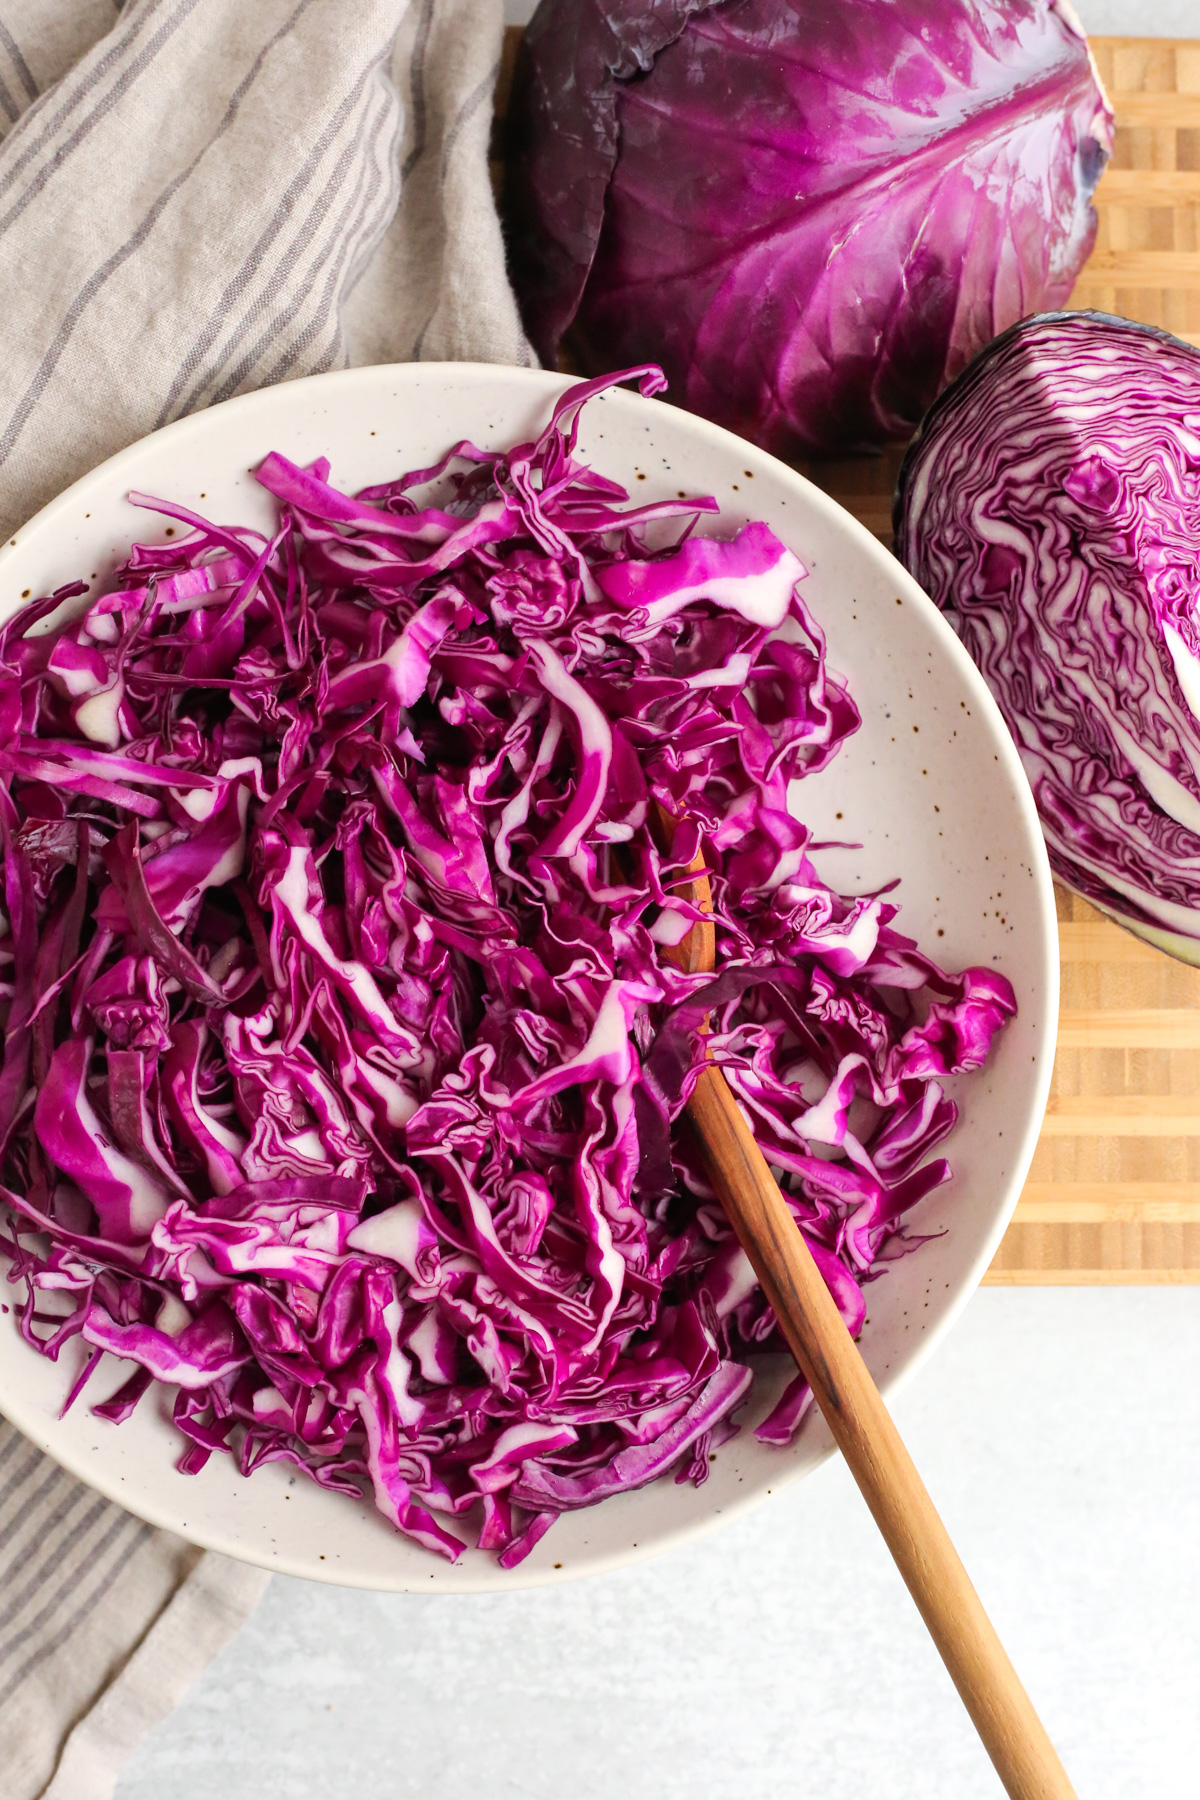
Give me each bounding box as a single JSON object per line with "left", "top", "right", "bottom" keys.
{"left": 0, "top": 370, "right": 1013, "bottom": 1565}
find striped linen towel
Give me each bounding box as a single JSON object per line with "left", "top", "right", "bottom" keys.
{"left": 0, "top": 3, "right": 530, "bottom": 1797}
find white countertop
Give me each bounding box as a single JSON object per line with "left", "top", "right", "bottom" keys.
{"left": 115, "top": 1288, "right": 1200, "bottom": 1799}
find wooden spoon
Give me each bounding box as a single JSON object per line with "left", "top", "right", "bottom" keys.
{"left": 656, "top": 814, "right": 1076, "bottom": 1800}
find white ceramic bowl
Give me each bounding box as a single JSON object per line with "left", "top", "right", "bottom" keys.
{"left": 0, "top": 365, "right": 1058, "bottom": 1591}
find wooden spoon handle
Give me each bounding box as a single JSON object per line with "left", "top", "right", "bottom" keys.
{"left": 687, "top": 1062, "right": 1077, "bottom": 1800}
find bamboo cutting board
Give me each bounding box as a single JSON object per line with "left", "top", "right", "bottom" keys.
{"left": 809, "top": 39, "right": 1200, "bottom": 1283}
{"left": 497, "top": 34, "right": 1200, "bottom": 1282}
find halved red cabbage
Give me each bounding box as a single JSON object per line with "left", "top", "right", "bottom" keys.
{"left": 0, "top": 370, "right": 1013, "bottom": 1565}
{"left": 895, "top": 310, "right": 1200, "bottom": 962}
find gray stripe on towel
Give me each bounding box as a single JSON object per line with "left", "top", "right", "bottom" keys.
{"left": 0, "top": 1519, "right": 151, "bottom": 1713}
{"left": 0, "top": 0, "right": 199, "bottom": 226}
{"left": 0, "top": 0, "right": 302, "bottom": 471}
{"left": 210, "top": 67, "right": 398, "bottom": 406}
{"left": 162, "top": 42, "right": 392, "bottom": 422}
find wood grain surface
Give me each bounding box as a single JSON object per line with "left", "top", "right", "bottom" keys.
{"left": 497, "top": 34, "right": 1200, "bottom": 1283}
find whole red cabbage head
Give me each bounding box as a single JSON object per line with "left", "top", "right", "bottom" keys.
{"left": 504, "top": 0, "right": 1112, "bottom": 456}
